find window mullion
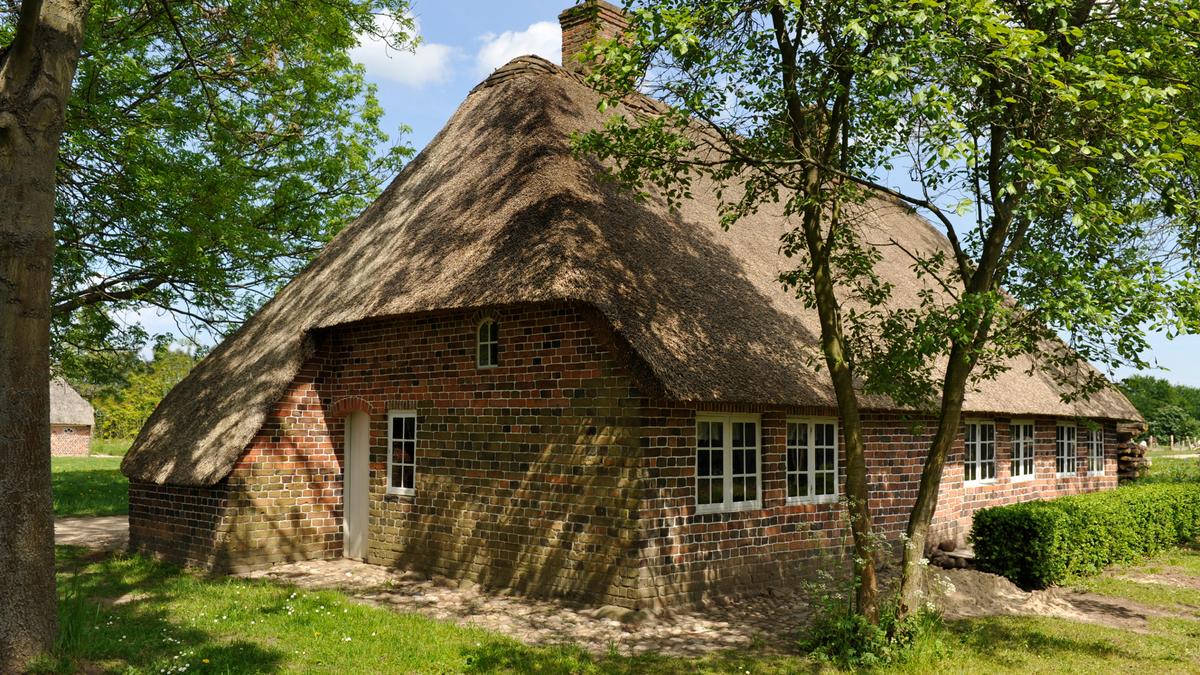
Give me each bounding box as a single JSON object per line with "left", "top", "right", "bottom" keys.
{"left": 724, "top": 421, "right": 734, "bottom": 508}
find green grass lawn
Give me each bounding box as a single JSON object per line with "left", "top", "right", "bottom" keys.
{"left": 35, "top": 546, "right": 1200, "bottom": 674}
{"left": 52, "top": 456, "right": 128, "bottom": 517}
{"left": 1141, "top": 454, "right": 1200, "bottom": 483}
{"left": 90, "top": 437, "right": 133, "bottom": 457}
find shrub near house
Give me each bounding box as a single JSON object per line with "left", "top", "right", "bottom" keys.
{"left": 971, "top": 483, "right": 1200, "bottom": 587}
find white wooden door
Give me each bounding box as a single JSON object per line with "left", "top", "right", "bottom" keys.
{"left": 343, "top": 411, "right": 369, "bottom": 560}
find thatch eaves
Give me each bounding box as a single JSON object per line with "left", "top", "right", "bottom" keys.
{"left": 121, "top": 56, "right": 1140, "bottom": 487}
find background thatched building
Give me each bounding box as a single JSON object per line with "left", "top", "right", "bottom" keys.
{"left": 120, "top": 1, "right": 1141, "bottom": 610}
{"left": 50, "top": 378, "right": 94, "bottom": 456}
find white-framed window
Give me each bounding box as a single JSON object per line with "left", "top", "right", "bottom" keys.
{"left": 786, "top": 419, "right": 838, "bottom": 503}
{"left": 1056, "top": 423, "right": 1077, "bottom": 476}
{"left": 1084, "top": 426, "right": 1105, "bottom": 475}
{"left": 387, "top": 411, "right": 417, "bottom": 495}
{"left": 477, "top": 319, "right": 499, "bottom": 368}
{"left": 696, "top": 415, "right": 761, "bottom": 514}
{"left": 964, "top": 421, "right": 997, "bottom": 484}
{"left": 1010, "top": 420, "right": 1035, "bottom": 480}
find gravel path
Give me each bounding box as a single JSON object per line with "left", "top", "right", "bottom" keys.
{"left": 241, "top": 558, "right": 813, "bottom": 657}
{"left": 55, "top": 515, "right": 128, "bottom": 551}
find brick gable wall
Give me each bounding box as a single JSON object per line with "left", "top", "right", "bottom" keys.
{"left": 128, "top": 300, "right": 1118, "bottom": 609}
{"left": 51, "top": 424, "right": 91, "bottom": 456}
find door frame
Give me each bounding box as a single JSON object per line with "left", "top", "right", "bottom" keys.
{"left": 343, "top": 410, "right": 370, "bottom": 560}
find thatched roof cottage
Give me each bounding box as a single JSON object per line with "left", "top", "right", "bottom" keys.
{"left": 50, "top": 378, "right": 94, "bottom": 456}
{"left": 121, "top": 1, "right": 1140, "bottom": 609}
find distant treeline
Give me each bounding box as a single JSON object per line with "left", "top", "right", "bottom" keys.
{"left": 68, "top": 346, "right": 198, "bottom": 439}
{"left": 1119, "top": 376, "right": 1200, "bottom": 442}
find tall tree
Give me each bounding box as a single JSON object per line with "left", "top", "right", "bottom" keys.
{"left": 577, "top": 0, "right": 1200, "bottom": 622}
{"left": 45, "top": 1, "right": 414, "bottom": 365}
{"left": 1, "top": 1, "right": 89, "bottom": 666}
{"left": 0, "top": 0, "right": 412, "bottom": 667}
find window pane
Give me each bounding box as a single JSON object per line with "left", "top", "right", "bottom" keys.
{"left": 799, "top": 473, "right": 809, "bottom": 497}
{"left": 489, "top": 343, "right": 499, "bottom": 365}
{"left": 744, "top": 423, "right": 757, "bottom": 447}
{"left": 732, "top": 422, "right": 743, "bottom": 448}
{"left": 404, "top": 416, "right": 415, "bottom": 439}
{"left": 710, "top": 479, "right": 723, "bottom": 504}
{"left": 733, "top": 448, "right": 744, "bottom": 475}
{"left": 745, "top": 477, "right": 757, "bottom": 501}
{"left": 489, "top": 321, "right": 499, "bottom": 341}
{"left": 788, "top": 474, "right": 799, "bottom": 498}
{"left": 787, "top": 423, "right": 798, "bottom": 447}
{"left": 392, "top": 416, "right": 404, "bottom": 439}
{"left": 478, "top": 344, "right": 489, "bottom": 364}
{"left": 746, "top": 450, "right": 756, "bottom": 474}
{"left": 697, "top": 450, "right": 710, "bottom": 477}
{"left": 698, "top": 422, "right": 711, "bottom": 448}
{"left": 403, "top": 466, "right": 414, "bottom": 489}
{"left": 711, "top": 448, "right": 723, "bottom": 475}
{"left": 732, "top": 477, "right": 745, "bottom": 502}
{"left": 787, "top": 447, "right": 798, "bottom": 473}
{"left": 711, "top": 422, "right": 723, "bottom": 447}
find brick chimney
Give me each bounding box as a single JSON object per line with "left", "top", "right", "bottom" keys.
{"left": 558, "top": 0, "right": 629, "bottom": 73}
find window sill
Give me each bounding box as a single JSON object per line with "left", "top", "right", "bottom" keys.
{"left": 1010, "top": 474, "right": 1035, "bottom": 483}
{"left": 386, "top": 488, "right": 415, "bottom": 497}
{"left": 786, "top": 495, "right": 840, "bottom": 506}
{"left": 965, "top": 479, "right": 999, "bottom": 488}
{"left": 695, "top": 500, "right": 762, "bottom": 515}
{"left": 1087, "top": 471, "right": 1106, "bottom": 477}
{"left": 1055, "top": 472, "right": 1077, "bottom": 479}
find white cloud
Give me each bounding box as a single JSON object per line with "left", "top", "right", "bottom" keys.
{"left": 351, "top": 14, "right": 458, "bottom": 87}
{"left": 475, "top": 21, "right": 562, "bottom": 75}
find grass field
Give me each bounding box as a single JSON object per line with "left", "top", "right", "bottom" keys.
{"left": 33, "top": 545, "right": 1200, "bottom": 674}
{"left": 52, "top": 456, "right": 128, "bottom": 517}
{"left": 89, "top": 438, "right": 133, "bottom": 457}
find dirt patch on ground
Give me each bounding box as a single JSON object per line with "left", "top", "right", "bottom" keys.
{"left": 1119, "top": 569, "right": 1200, "bottom": 592}
{"left": 241, "top": 558, "right": 816, "bottom": 657}
{"left": 921, "top": 567, "right": 1183, "bottom": 632}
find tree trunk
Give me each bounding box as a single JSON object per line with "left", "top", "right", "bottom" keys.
{"left": 802, "top": 195, "right": 879, "bottom": 621}
{"left": 0, "top": 0, "right": 89, "bottom": 669}
{"left": 896, "top": 347, "right": 972, "bottom": 614}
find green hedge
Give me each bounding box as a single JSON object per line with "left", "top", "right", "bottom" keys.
{"left": 970, "top": 483, "right": 1200, "bottom": 587}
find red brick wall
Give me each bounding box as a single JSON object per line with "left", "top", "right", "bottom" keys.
{"left": 128, "top": 300, "right": 1119, "bottom": 609}
{"left": 129, "top": 358, "right": 343, "bottom": 572}
{"left": 51, "top": 424, "right": 91, "bottom": 456}
{"left": 637, "top": 407, "right": 1117, "bottom": 607}
{"left": 320, "top": 303, "right": 647, "bottom": 606}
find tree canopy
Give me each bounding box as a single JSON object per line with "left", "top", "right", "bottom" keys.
{"left": 1, "top": 0, "right": 416, "bottom": 377}
{"left": 577, "top": 0, "right": 1200, "bottom": 620}
{"left": 1120, "top": 375, "right": 1200, "bottom": 439}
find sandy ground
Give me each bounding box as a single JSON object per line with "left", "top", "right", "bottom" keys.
{"left": 55, "top": 516, "right": 128, "bottom": 551}
{"left": 921, "top": 566, "right": 1187, "bottom": 633}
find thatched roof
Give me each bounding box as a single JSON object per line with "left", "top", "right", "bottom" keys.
{"left": 122, "top": 56, "right": 1140, "bottom": 486}
{"left": 50, "top": 378, "right": 94, "bottom": 427}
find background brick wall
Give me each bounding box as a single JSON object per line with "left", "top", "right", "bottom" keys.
{"left": 51, "top": 424, "right": 91, "bottom": 456}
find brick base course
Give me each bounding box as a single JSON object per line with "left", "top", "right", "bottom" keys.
{"left": 128, "top": 301, "right": 1120, "bottom": 609}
